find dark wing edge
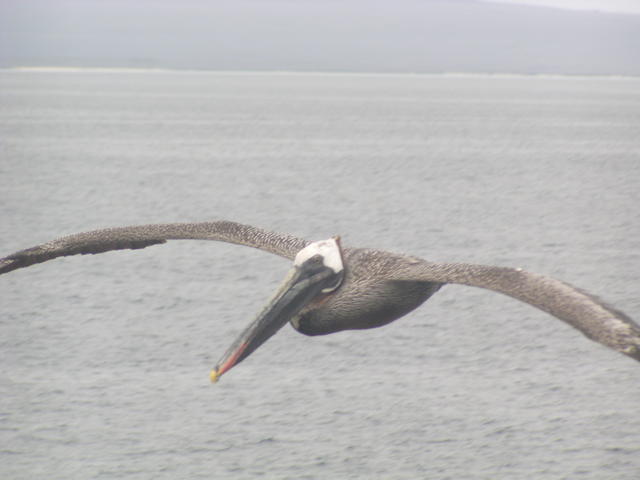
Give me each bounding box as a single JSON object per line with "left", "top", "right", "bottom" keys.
{"left": 0, "top": 221, "right": 309, "bottom": 275}
{"left": 392, "top": 259, "right": 640, "bottom": 363}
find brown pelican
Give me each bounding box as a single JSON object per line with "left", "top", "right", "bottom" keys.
{"left": 1, "top": 221, "right": 638, "bottom": 382}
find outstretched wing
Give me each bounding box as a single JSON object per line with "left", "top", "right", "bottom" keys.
{"left": 0, "top": 221, "right": 308, "bottom": 275}
{"left": 392, "top": 259, "right": 640, "bottom": 362}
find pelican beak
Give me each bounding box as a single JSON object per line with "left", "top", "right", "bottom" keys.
{"left": 210, "top": 254, "right": 342, "bottom": 382}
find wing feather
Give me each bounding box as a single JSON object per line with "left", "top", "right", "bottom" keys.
{"left": 393, "top": 259, "right": 640, "bottom": 362}
{"left": 0, "top": 221, "right": 308, "bottom": 274}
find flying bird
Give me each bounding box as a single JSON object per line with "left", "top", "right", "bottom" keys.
{"left": 1, "top": 221, "right": 638, "bottom": 382}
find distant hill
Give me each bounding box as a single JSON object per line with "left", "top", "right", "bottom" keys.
{"left": 1, "top": 0, "right": 638, "bottom": 75}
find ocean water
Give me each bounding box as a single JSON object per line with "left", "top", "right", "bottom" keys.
{"left": 1, "top": 70, "right": 639, "bottom": 479}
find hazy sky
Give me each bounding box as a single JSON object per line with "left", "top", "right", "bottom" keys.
{"left": 484, "top": 0, "right": 640, "bottom": 14}
{"left": 1, "top": 0, "right": 638, "bottom": 74}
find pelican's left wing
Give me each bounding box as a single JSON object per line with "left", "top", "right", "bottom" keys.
{"left": 391, "top": 258, "right": 640, "bottom": 362}
{"left": 0, "top": 221, "right": 308, "bottom": 275}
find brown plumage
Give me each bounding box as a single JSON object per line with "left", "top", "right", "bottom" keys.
{"left": 1, "top": 221, "right": 639, "bottom": 364}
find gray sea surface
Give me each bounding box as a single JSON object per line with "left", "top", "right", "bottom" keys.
{"left": 1, "top": 70, "right": 639, "bottom": 479}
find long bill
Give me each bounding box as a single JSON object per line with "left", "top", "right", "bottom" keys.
{"left": 210, "top": 258, "right": 340, "bottom": 382}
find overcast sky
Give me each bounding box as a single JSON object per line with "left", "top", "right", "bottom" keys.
{"left": 484, "top": 0, "right": 640, "bottom": 14}
{"left": 1, "top": 0, "right": 638, "bottom": 74}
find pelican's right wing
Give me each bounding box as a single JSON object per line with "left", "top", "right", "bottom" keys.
{"left": 393, "top": 259, "right": 640, "bottom": 363}
{"left": 0, "top": 221, "right": 309, "bottom": 275}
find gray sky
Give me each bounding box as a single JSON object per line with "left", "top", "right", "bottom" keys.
{"left": 1, "top": 0, "right": 639, "bottom": 74}
{"left": 483, "top": 0, "right": 640, "bottom": 14}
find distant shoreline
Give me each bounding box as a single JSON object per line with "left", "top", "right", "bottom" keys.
{"left": 3, "top": 66, "right": 639, "bottom": 81}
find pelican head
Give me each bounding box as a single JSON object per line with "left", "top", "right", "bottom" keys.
{"left": 210, "top": 237, "right": 344, "bottom": 382}
{"left": 293, "top": 237, "right": 344, "bottom": 292}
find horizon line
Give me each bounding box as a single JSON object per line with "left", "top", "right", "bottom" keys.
{"left": 3, "top": 66, "right": 640, "bottom": 80}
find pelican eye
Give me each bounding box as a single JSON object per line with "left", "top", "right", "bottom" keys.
{"left": 308, "top": 254, "right": 323, "bottom": 265}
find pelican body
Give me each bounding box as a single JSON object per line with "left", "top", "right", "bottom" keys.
{"left": 1, "top": 220, "right": 638, "bottom": 382}
{"left": 292, "top": 248, "right": 442, "bottom": 336}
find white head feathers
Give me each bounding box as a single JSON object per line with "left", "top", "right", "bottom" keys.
{"left": 294, "top": 237, "right": 344, "bottom": 274}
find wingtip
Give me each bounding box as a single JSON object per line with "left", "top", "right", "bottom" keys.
{"left": 0, "top": 257, "right": 21, "bottom": 275}
{"left": 624, "top": 346, "right": 640, "bottom": 362}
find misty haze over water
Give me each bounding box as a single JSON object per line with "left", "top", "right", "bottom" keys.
{"left": 1, "top": 0, "right": 639, "bottom": 75}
